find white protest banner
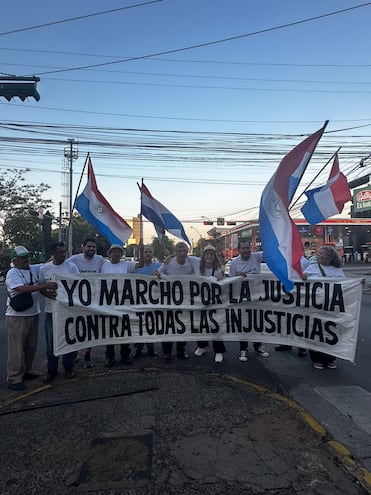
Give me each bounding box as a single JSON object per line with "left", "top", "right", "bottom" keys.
{"left": 52, "top": 273, "right": 363, "bottom": 362}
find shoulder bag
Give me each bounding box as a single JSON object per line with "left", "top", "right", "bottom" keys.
{"left": 8, "top": 271, "right": 34, "bottom": 311}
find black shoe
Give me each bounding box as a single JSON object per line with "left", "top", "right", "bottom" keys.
{"left": 177, "top": 352, "right": 189, "bottom": 360}
{"left": 104, "top": 358, "right": 115, "bottom": 367}
{"left": 7, "top": 382, "right": 26, "bottom": 391}
{"left": 43, "top": 370, "right": 58, "bottom": 383}
{"left": 134, "top": 349, "right": 142, "bottom": 359}
{"left": 23, "top": 372, "right": 39, "bottom": 380}
{"left": 275, "top": 345, "right": 292, "bottom": 351}
{"left": 64, "top": 368, "right": 75, "bottom": 379}
{"left": 146, "top": 348, "right": 158, "bottom": 357}
{"left": 121, "top": 356, "right": 133, "bottom": 365}
{"left": 297, "top": 348, "right": 307, "bottom": 357}
{"left": 163, "top": 353, "right": 172, "bottom": 362}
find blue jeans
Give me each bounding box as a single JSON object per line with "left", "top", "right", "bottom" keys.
{"left": 44, "top": 313, "right": 75, "bottom": 371}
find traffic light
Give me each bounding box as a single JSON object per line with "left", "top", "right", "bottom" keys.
{"left": 203, "top": 221, "right": 213, "bottom": 225}
{"left": 0, "top": 76, "right": 40, "bottom": 102}
{"left": 226, "top": 221, "right": 236, "bottom": 225}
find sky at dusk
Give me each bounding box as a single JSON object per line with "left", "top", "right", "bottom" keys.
{"left": 1, "top": 0, "right": 371, "bottom": 243}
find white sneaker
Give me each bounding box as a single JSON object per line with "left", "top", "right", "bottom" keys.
{"left": 215, "top": 353, "right": 223, "bottom": 363}
{"left": 239, "top": 350, "right": 248, "bottom": 362}
{"left": 256, "top": 347, "right": 270, "bottom": 358}
{"left": 313, "top": 362, "right": 325, "bottom": 370}
{"left": 195, "top": 347, "right": 206, "bottom": 357}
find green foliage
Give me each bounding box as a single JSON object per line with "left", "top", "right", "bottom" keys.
{"left": 151, "top": 236, "right": 175, "bottom": 261}
{"left": 3, "top": 214, "right": 43, "bottom": 254}
{"left": 0, "top": 169, "right": 52, "bottom": 253}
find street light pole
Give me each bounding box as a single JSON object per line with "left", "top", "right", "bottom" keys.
{"left": 190, "top": 226, "right": 203, "bottom": 255}
{"left": 64, "top": 139, "right": 78, "bottom": 256}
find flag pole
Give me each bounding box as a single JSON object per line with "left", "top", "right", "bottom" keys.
{"left": 66, "top": 153, "right": 89, "bottom": 255}
{"left": 290, "top": 146, "right": 340, "bottom": 210}
{"left": 139, "top": 178, "right": 144, "bottom": 248}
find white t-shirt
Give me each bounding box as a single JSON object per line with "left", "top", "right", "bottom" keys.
{"left": 101, "top": 260, "right": 136, "bottom": 274}
{"left": 158, "top": 256, "right": 200, "bottom": 276}
{"left": 303, "top": 264, "right": 345, "bottom": 279}
{"left": 201, "top": 266, "right": 224, "bottom": 281}
{"left": 5, "top": 265, "right": 41, "bottom": 317}
{"left": 39, "top": 260, "right": 79, "bottom": 312}
{"left": 229, "top": 252, "right": 263, "bottom": 276}
{"left": 68, "top": 253, "right": 104, "bottom": 273}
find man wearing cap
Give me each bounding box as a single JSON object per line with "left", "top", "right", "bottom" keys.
{"left": 69, "top": 237, "right": 105, "bottom": 368}
{"left": 39, "top": 242, "right": 80, "bottom": 383}
{"left": 101, "top": 244, "right": 136, "bottom": 366}
{"left": 5, "top": 246, "right": 57, "bottom": 391}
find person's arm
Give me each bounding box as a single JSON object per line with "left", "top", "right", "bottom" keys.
{"left": 15, "top": 280, "right": 57, "bottom": 294}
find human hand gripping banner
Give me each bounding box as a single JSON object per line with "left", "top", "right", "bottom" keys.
{"left": 52, "top": 273, "right": 363, "bottom": 362}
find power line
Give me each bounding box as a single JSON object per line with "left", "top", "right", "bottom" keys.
{"left": 23, "top": 3, "right": 371, "bottom": 77}
{"left": 2, "top": 46, "right": 371, "bottom": 69}
{"left": 0, "top": 0, "right": 164, "bottom": 37}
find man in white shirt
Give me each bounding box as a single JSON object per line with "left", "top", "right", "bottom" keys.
{"left": 158, "top": 241, "right": 200, "bottom": 361}
{"left": 5, "top": 246, "right": 57, "bottom": 391}
{"left": 229, "top": 239, "right": 270, "bottom": 362}
{"left": 39, "top": 242, "right": 79, "bottom": 382}
{"left": 69, "top": 237, "right": 104, "bottom": 368}
{"left": 101, "top": 244, "right": 135, "bottom": 366}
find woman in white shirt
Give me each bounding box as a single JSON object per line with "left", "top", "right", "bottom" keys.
{"left": 303, "top": 246, "right": 345, "bottom": 370}
{"left": 194, "top": 245, "right": 226, "bottom": 363}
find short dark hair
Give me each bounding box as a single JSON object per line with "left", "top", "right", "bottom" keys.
{"left": 82, "top": 237, "right": 97, "bottom": 246}
{"left": 175, "top": 242, "right": 188, "bottom": 251}
{"left": 48, "top": 241, "right": 66, "bottom": 255}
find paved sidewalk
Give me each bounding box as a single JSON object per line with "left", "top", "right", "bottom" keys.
{"left": 0, "top": 356, "right": 370, "bottom": 494}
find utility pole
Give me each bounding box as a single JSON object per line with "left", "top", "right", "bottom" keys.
{"left": 64, "top": 139, "right": 78, "bottom": 255}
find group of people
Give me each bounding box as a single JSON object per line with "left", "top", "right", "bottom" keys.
{"left": 5, "top": 237, "right": 344, "bottom": 392}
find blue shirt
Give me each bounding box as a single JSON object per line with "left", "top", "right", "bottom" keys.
{"left": 135, "top": 261, "right": 161, "bottom": 275}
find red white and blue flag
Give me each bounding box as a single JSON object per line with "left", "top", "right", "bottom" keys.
{"left": 76, "top": 156, "right": 132, "bottom": 245}
{"left": 301, "top": 154, "right": 351, "bottom": 224}
{"left": 139, "top": 181, "right": 190, "bottom": 245}
{"left": 259, "top": 124, "right": 327, "bottom": 291}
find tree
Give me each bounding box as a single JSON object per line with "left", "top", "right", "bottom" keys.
{"left": 0, "top": 169, "right": 52, "bottom": 254}
{"left": 3, "top": 214, "right": 43, "bottom": 256}
{"left": 151, "top": 236, "right": 175, "bottom": 261}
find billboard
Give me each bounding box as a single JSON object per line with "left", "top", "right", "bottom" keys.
{"left": 353, "top": 186, "right": 371, "bottom": 212}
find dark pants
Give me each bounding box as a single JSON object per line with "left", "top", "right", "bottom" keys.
{"left": 134, "top": 342, "right": 155, "bottom": 352}
{"left": 162, "top": 342, "right": 186, "bottom": 355}
{"left": 106, "top": 344, "right": 131, "bottom": 360}
{"left": 309, "top": 350, "right": 335, "bottom": 365}
{"left": 44, "top": 312, "right": 75, "bottom": 371}
{"left": 240, "top": 342, "right": 261, "bottom": 351}
{"left": 197, "top": 341, "right": 226, "bottom": 353}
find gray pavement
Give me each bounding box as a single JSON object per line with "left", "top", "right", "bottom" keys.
{"left": 0, "top": 349, "right": 370, "bottom": 495}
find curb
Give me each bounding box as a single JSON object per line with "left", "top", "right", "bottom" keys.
{"left": 224, "top": 374, "right": 371, "bottom": 495}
